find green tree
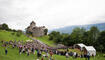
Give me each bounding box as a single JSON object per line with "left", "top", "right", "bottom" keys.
{"left": 49, "top": 31, "right": 57, "bottom": 40}
{"left": 44, "top": 28, "right": 48, "bottom": 35}
{"left": 70, "top": 27, "right": 86, "bottom": 45}
{"left": 98, "top": 45, "right": 104, "bottom": 53}
{"left": 82, "top": 31, "right": 90, "bottom": 45}
{"left": 1, "top": 23, "right": 9, "bottom": 30}
{"left": 62, "top": 34, "right": 71, "bottom": 45}
{"left": 88, "top": 26, "right": 99, "bottom": 45}
{"left": 97, "top": 31, "right": 105, "bottom": 52}
{"left": 12, "top": 29, "right": 17, "bottom": 32}
{"left": 48, "top": 31, "right": 62, "bottom": 43}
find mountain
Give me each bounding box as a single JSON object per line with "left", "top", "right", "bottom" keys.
{"left": 48, "top": 23, "right": 105, "bottom": 34}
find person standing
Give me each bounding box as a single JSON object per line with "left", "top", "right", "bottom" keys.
{"left": 87, "top": 52, "right": 90, "bottom": 60}
{"left": 27, "top": 49, "right": 30, "bottom": 56}
{"left": 49, "top": 50, "right": 53, "bottom": 60}
{"left": 5, "top": 48, "right": 8, "bottom": 55}
{"left": 65, "top": 52, "right": 69, "bottom": 60}
{"left": 37, "top": 50, "right": 40, "bottom": 58}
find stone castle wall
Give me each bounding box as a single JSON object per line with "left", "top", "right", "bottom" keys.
{"left": 26, "top": 21, "right": 46, "bottom": 37}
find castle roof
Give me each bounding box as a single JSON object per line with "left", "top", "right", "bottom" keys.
{"left": 30, "top": 21, "right": 36, "bottom": 25}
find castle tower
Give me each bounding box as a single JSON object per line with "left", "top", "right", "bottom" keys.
{"left": 30, "top": 21, "right": 36, "bottom": 27}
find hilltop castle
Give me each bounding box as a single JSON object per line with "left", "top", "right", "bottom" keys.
{"left": 26, "top": 21, "right": 47, "bottom": 37}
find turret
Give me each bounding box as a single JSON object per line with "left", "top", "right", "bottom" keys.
{"left": 30, "top": 21, "right": 36, "bottom": 27}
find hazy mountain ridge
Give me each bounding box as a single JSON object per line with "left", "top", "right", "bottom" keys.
{"left": 49, "top": 23, "right": 105, "bottom": 34}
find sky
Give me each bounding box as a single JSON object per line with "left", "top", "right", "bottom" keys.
{"left": 0, "top": 0, "right": 105, "bottom": 30}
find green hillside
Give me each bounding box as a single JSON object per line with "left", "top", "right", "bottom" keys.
{"left": 0, "top": 43, "right": 105, "bottom": 60}
{"left": 0, "top": 30, "right": 105, "bottom": 60}
{"left": 36, "top": 36, "right": 56, "bottom": 47}
{"left": 0, "top": 30, "right": 30, "bottom": 42}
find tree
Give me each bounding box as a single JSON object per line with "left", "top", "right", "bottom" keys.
{"left": 1, "top": 23, "right": 9, "bottom": 30}
{"left": 11, "top": 29, "right": 17, "bottom": 32}
{"left": 98, "top": 45, "right": 104, "bottom": 53}
{"left": 49, "top": 31, "right": 57, "bottom": 40}
{"left": 44, "top": 28, "right": 48, "bottom": 35}
{"left": 97, "top": 31, "right": 105, "bottom": 52}
{"left": 49, "top": 31, "right": 60, "bottom": 40}
{"left": 0, "top": 25, "right": 2, "bottom": 30}
{"left": 82, "top": 31, "right": 90, "bottom": 45}
{"left": 48, "top": 31, "right": 62, "bottom": 43}
{"left": 62, "top": 34, "right": 71, "bottom": 46}
{"left": 88, "top": 26, "right": 99, "bottom": 45}
{"left": 70, "top": 27, "right": 86, "bottom": 45}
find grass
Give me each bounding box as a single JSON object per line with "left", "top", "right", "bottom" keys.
{"left": 0, "top": 30, "right": 31, "bottom": 42}
{"left": 36, "top": 36, "right": 56, "bottom": 47}
{"left": 0, "top": 43, "right": 105, "bottom": 60}
{"left": 0, "top": 30, "right": 105, "bottom": 60}
{"left": 0, "top": 45, "right": 36, "bottom": 60}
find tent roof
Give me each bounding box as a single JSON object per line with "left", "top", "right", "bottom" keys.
{"left": 77, "top": 43, "right": 86, "bottom": 48}
{"left": 84, "top": 46, "right": 96, "bottom": 51}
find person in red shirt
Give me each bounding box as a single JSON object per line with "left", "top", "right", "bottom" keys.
{"left": 49, "top": 50, "right": 53, "bottom": 60}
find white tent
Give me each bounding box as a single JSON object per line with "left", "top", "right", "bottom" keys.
{"left": 83, "top": 46, "right": 96, "bottom": 56}
{"left": 74, "top": 43, "right": 86, "bottom": 51}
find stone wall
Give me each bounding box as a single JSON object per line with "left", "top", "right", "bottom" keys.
{"left": 26, "top": 21, "right": 46, "bottom": 37}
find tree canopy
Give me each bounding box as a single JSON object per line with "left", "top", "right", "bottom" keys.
{"left": 48, "top": 26, "right": 105, "bottom": 52}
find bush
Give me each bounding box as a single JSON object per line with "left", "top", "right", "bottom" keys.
{"left": 16, "top": 32, "right": 21, "bottom": 37}
{"left": 103, "top": 54, "right": 105, "bottom": 57}
{"left": 16, "top": 30, "right": 22, "bottom": 37}
{"left": 11, "top": 32, "right": 15, "bottom": 35}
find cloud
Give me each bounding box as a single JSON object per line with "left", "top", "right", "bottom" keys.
{"left": 0, "top": 0, "right": 105, "bottom": 30}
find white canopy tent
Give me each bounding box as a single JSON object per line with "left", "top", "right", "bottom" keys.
{"left": 74, "top": 43, "right": 86, "bottom": 51}
{"left": 74, "top": 43, "right": 96, "bottom": 56}
{"left": 83, "top": 46, "right": 96, "bottom": 56}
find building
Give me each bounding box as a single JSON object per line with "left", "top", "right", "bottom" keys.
{"left": 26, "top": 21, "right": 46, "bottom": 37}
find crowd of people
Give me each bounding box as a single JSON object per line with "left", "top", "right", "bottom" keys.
{"left": 1, "top": 40, "right": 92, "bottom": 60}
{"left": 1, "top": 40, "right": 55, "bottom": 60}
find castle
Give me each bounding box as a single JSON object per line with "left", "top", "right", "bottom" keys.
{"left": 26, "top": 21, "right": 46, "bottom": 37}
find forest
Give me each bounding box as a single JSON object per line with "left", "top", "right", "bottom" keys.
{"left": 48, "top": 26, "right": 105, "bottom": 52}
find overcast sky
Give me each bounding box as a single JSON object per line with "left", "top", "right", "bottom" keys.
{"left": 0, "top": 0, "right": 105, "bottom": 30}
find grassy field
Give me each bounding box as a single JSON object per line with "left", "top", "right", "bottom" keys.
{"left": 0, "top": 43, "right": 105, "bottom": 60}
{"left": 36, "top": 36, "right": 56, "bottom": 47}
{"left": 0, "top": 30, "right": 31, "bottom": 42}
{"left": 0, "top": 30, "right": 105, "bottom": 60}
